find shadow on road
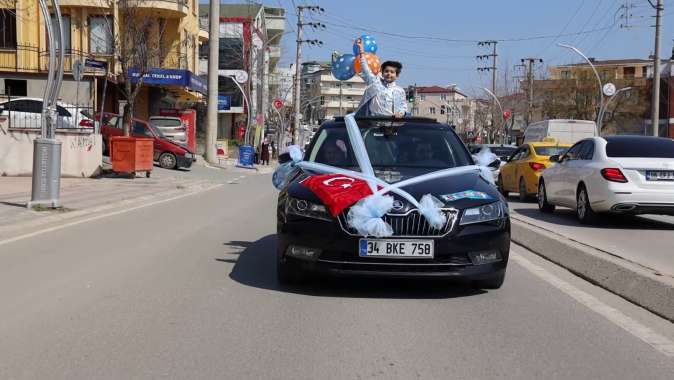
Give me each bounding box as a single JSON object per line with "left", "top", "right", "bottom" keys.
{"left": 513, "top": 207, "right": 674, "bottom": 231}
{"left": 224, "top": 235, "right": 486, "bottom": 299}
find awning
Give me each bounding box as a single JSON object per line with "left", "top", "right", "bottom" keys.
{"left": 128, "top": 68, "right": 207, "bottom": 95}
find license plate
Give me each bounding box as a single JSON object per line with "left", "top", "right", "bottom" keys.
{"left": 359, "top": 239, "right": 434, "bottom": 258}
{"left": 646, "top": 170, "right": 674, "bottom": 181}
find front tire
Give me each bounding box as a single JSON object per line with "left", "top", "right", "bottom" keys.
{"left": 538, "top": 180, "right": 556, "bottom": 213}
{"left": 576, "top": 185, "right": 599, "bottom": 224}
{"left": 159, "top": 152, "right": 177, "bottom": 169}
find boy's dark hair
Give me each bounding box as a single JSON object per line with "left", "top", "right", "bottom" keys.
{"left": 381, "top": 61, "right": 402, "bottom": 75}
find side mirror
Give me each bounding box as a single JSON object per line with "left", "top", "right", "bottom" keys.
{"left": 549, "top": 155, "right": 560, "bottom": 163}
{"left": 488, "top": 158, "right": 501, "bottom": 169}
{"left": 278, "top": 152, "right": 291, "bottom": 164}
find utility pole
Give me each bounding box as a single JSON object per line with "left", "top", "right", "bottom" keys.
{"left": 292, "top": 5, "right": 324, "bottom": 145}
{"left": 649, "top": 0, "right": 663, "bottom": 136}
{"left": 477, "top": 40, "right": 498, "bottom": 143}
{"left": 339, "top": 82, "right": 343, "bottom": 115}
{"left": 205, "top": 0, "right": 220, "bottom": 163}
{"left": 521, "top": 58, "right": 543, "bottom": 125}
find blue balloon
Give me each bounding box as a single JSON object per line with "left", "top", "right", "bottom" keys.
{"left": 352, "top": 34, "right": 378, "bottom": 55}
{"left": 331, "top": 54, "right": 356, "bottom": 81}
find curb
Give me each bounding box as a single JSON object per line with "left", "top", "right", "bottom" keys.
{"left": 511, "top": 217, "right": 674, "bottom": 322}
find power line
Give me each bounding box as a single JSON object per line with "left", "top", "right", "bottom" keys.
{"left": 536, "top": 0, "right": 587, "bottom": 56}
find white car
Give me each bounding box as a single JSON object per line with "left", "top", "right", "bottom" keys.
{"left": 0, "top": 97, "right": 93, "bottom": 129}
{"left": 537, "top": 136, "right": 674, "bottom": 224}
{"left": 149, "top": 116, "right": 186, "bottom": 143}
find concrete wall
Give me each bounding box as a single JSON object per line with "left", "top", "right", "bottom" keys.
{"left": 0, "top": 127, "right": 102, "bottom": 177}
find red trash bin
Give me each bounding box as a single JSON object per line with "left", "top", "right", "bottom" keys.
{"left": 110, "top": 136, "right": 154, "bottom": 178}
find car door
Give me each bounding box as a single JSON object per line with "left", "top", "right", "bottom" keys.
{"left": 556, "top": 141, "right": 584, "bottom": 206}
{"left": 499, "top": 148, "right": 522, "bottom": 191}
{"left": 513, "top": 145, "right": 531, "bottom": 189}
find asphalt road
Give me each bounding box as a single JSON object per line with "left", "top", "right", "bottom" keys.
{"left": 506, "top": 196, "right": 674, "bottom": 278}
{"left": 1, "top": 173, "right": 673, "bottom": 379}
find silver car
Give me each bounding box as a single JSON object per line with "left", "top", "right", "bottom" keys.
{"left": 149, "top": 116, "right": 186, "bottom": 144}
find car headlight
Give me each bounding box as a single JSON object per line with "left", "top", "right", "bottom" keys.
{"left": 460, "top": 201, "right": 508, "bottom": 225}
{"left": 286, "top": 197, "right": 332, "bottom": 221}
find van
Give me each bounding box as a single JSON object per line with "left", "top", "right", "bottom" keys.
{"left": 523, "top": 119, "right": 597, "bottom": 144}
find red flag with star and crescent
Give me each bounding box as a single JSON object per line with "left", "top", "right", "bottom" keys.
{"left": 301, "top": 174, "right": 375, "bottom": 217}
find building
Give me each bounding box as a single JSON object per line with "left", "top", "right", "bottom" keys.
{"left": 199, "top": 3, "right": 285, "bottom": 144}
{"left": 300, "top": 61, "right": 366, "bottom": 123}
{"left": 0, "top": 0, "right": 207, "bottom": 120}
{"left": 409, "top": 85, "right": 483, "bottom": 135}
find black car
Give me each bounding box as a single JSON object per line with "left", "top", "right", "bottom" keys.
{"left": 276, "top": 116, "right": 510, "bottom": 289}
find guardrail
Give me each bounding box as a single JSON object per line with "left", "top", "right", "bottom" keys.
{"left": 0, "top": 45, "right": 113, "bottom": 74}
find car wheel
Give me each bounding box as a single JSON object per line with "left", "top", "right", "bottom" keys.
{"left": 497, "top": 175, "right": 509, "bottom": 197}
{"left": 473, "top": 272, "right": 505, "bottom": 289}
{"left": 537, "top": 180, "right": 555, "bottom": 213}
{"left": 518, "top": 177, "right": 529, "bottom": 202}
{"left": 576, "top": 185, "right": 599, "bottom": 224}
{"left": 277, "top": 256, "right": 305, "bottom": 285}
{"left": 159, "top": 152, "right": 177, "bottom": 169}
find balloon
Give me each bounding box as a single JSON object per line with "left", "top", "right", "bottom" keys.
{"left": 331, "top": 53, "right": 356, "bottom": 81}
{"left": 354, "top": 53, "right": 381, "bottom": 75}
{"left": 352, "top": 34, "right": 378, "bottom": 55}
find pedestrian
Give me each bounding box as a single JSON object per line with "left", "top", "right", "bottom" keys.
{"left": 260, "top": 138, "right": 271, "bottom": 165}
{"left": 355, "top": 38, "right": 407, "bottom": 118}
{"left": 271, "top": 141, "right": 277, "bottom": 160}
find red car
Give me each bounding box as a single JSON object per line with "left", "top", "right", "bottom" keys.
{"left": 98, "top": 113, "right": 196, "bottom": 169}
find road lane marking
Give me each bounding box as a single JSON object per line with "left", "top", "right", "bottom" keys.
{"left": 512, "top": 251, "right": 674, "bottom": 357}
{"left": 0, "top": 184, "right": 223, "bottom": 248}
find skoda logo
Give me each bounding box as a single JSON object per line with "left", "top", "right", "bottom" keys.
{"left": 392, "top": 200, "right": 405, "bottom": 211}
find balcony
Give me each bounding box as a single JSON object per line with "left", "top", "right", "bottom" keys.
{"left": 128, "top": 0, "right": 190, "bottom": 18}
{"left": 0, "top": 45, "right": 113, "bottom": 76}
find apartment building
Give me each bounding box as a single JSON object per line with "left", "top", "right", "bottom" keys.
{"left": 300, "top": 61, "right": 366, "bottom": 123}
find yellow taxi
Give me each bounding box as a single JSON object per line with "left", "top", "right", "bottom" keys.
{"left": 497, "top": 138, "right": 571, "bottom": 201}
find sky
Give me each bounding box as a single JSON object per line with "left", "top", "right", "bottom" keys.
{"left": 212, "top": 0, "right": 674, "bottom": 97}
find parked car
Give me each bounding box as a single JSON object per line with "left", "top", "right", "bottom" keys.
{"left": 0, "top": 97, "right": 94, "bottom": 129}
{"left": 99, "top": 113, "right": 196, "bottom": 170}
{"left": 276, "top": 116, "right": 510, "bottom": 289}
{"left": 538, "top": 136, "right": 674, "bottom": 224}
{"left": 149, "top": 116, "right": 186, "bottom": 144}
{"left": 523, "top": 119, "right": 597, "bottom": 144}
{"left": 498, "top": 139, "right": 571, "bottom": 201}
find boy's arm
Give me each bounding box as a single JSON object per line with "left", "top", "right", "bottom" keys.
{"left": 356, "top": 38, "right": 379, "bottom": 86}
{"left": 394, "top": 87, "right": 408, "bottom": 116}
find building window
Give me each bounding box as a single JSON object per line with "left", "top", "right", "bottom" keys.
{"left": 429, "top": 107, "right": 436, "bottom": 114}
{"left": 346, "top": 83, "right": 352, "bottom": 88}
{"left": 346, "top": 96, "right": 353, "bottom": 100}
{"left": 561, "top": 70, "right": 571, "bottom": 79}
{"left": 440, "top": 105, "right": 446, "bottom": 114}
{"left": 420, "top": 94, "right": 426, "bottom": 100}
{"left": 320, "top": 96, "right": 325, "bottom": 105}
{"left": 624, "top": 66, "right": 635, "bottom": 79}
{"left": 0, "top": 9, "right": 17, "bottom": 49}
{"left": 90, "top": 16, "right": 113, "bottom": 54}
{"left": 642, "top": 66, "right": 648, "bottom": 78}
{"left": 412, "top": 107, "right": 419, "bottom": 115}
{"left": 440, "top": 94, "right": 447, "bottom": 100}
{"left": 50, "top": 14, "right": 71, "bottom": 52}
{"left": 600, "top": 70, "right": 611, "bottom": 81}
{"left": 4, "top": 79, "right": 27, "bottom": 96}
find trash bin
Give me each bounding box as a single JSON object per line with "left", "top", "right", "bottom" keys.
{"left": 110, "top": 136, "right": 154, "bottom": 178}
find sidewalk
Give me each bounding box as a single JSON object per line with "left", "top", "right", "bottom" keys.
{"left": 0, "top": 173, "right": 220, "bottom": 243}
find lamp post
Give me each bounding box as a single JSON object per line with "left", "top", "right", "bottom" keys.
{"left": 597, "top": 87, "right": 632, "bottom": 133}
{"left": 29, "top": 0, "right": 65, "bottom": 209}
{"left": 557, "top": 43, "right": 604, "bottom": 135}
{"left": 482, "top": 87, "right": 505, "bottom": 143}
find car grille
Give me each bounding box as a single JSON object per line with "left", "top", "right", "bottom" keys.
{"left": 337, "top": 208, "right": 458, "bottom": 238}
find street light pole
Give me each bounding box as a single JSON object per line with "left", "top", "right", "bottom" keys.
{"left": 205, "top": 0, "right": 220, "bottom": 164}
{"left": 650, "top": 0, "right": 664, "bottom": 136}
{"left": 557, "top": 43, "right": 604, "bottom": 135}
{"left": 482, "top": 87, "right": 505, "bottom": 142}
{"left": 29, "top": 0, "right": 64, "bottom": 209}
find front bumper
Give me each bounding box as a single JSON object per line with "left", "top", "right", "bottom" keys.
{"left": 176, "top": 154, "right": 195, "bottom": 168}
{"left": 278, "top": 216, "right": 510, "bottom": 280}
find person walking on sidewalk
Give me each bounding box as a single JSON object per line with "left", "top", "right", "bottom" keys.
{"left": 260, "top": 138, "right": 271, "bottom": 165}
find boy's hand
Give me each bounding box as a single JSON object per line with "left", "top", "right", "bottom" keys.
{"left": 356, "top": 38, "right": 364, "bottom": 54}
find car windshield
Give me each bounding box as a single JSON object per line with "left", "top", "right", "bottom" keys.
{"left": 308, "top": 123, "right": 471, "bottom": 169}
{"left": 534, "top": 146, "right": 569, "bottom": 156}
{"left": 487, "top": 147, "right": 517, "bottom": 158}
{"left": 149, "top": 123, "right": 166, "bottom": 138}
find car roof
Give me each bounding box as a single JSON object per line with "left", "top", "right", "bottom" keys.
{"left": 602, "top": 135, "right": 671, "bottom": 143}
{"left": 0, "top": 97, "right": 75, "bottom": 107}
{"left": 149, "top": 116, "right": 181, "bottom": 120}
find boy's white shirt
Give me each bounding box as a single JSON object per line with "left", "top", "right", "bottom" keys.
{"left": 356, "top": 54, "right": 408, "bottom": 116}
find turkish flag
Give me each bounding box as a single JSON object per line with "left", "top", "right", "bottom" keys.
{"left": 301, "top": 174, "right": 375, "bottom": 217}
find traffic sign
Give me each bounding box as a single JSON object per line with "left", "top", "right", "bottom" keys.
{"left": 273, "top": 99, "right": 284, "bottom": 110}
{"left": 503, "top": 110, "right": 512, "bottom": 120}
{"left": 72, "top": 59, "right": 84, "bottom": 81}
{"left": 84, "top": 58, "right": 107, "bottom": 69}
{"left": 603, "top": 83, "right": 616, "bottom": 97}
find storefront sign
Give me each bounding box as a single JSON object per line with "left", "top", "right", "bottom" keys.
{"left": 128, "top": 68, "right": 207, "bottom": 94}
{"left": 218, "top": 95, "right": 231, "bottom": 110}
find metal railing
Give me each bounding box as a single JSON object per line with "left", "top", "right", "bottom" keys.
{"left": 0, "top": 100, "right": 97, "bottom": 130}
{"left": 0, "top": 45, "right": 113, "bottom": 74}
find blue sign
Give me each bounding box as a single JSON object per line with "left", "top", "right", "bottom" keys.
{"left": 238, "top": 145, "right": 255, "bottom": 168}
{"left": 218, "top": 95, "right": 231, "bottom": 110}
{"left": 128, "top": 68, "right": 207, "bottom": 94}
{"left": 85, "top": 58, "right": 107, "bottom": 69}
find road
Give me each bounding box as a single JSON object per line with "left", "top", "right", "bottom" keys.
{"left": 506, "top": 196, "right": 674, "bottom": 277}
{"left": 1, "top": 173, "right": 673, "bottom": 379}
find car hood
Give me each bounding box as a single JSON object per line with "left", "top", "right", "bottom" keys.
{"left": 288, "top": 167, "right": 501, "bottom": 211}
{"left": 164, "top": 138, "right": 193, "bottom": 153}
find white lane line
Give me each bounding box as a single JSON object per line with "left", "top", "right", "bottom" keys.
{"left": 512, "top": 252, "right": 674, "bottom": 358}
{"left": 0, "top": 184, "right": 223, "bottom": 248}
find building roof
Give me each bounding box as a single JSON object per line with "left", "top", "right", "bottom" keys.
{"left": 415, "top": 85, "right": 468, "bottom": 98}
{"left": 199, "top": 3, "right": 264, "bottom": 19}
{"left": 556, "top": 59, "right": 653, "bottom": 68}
